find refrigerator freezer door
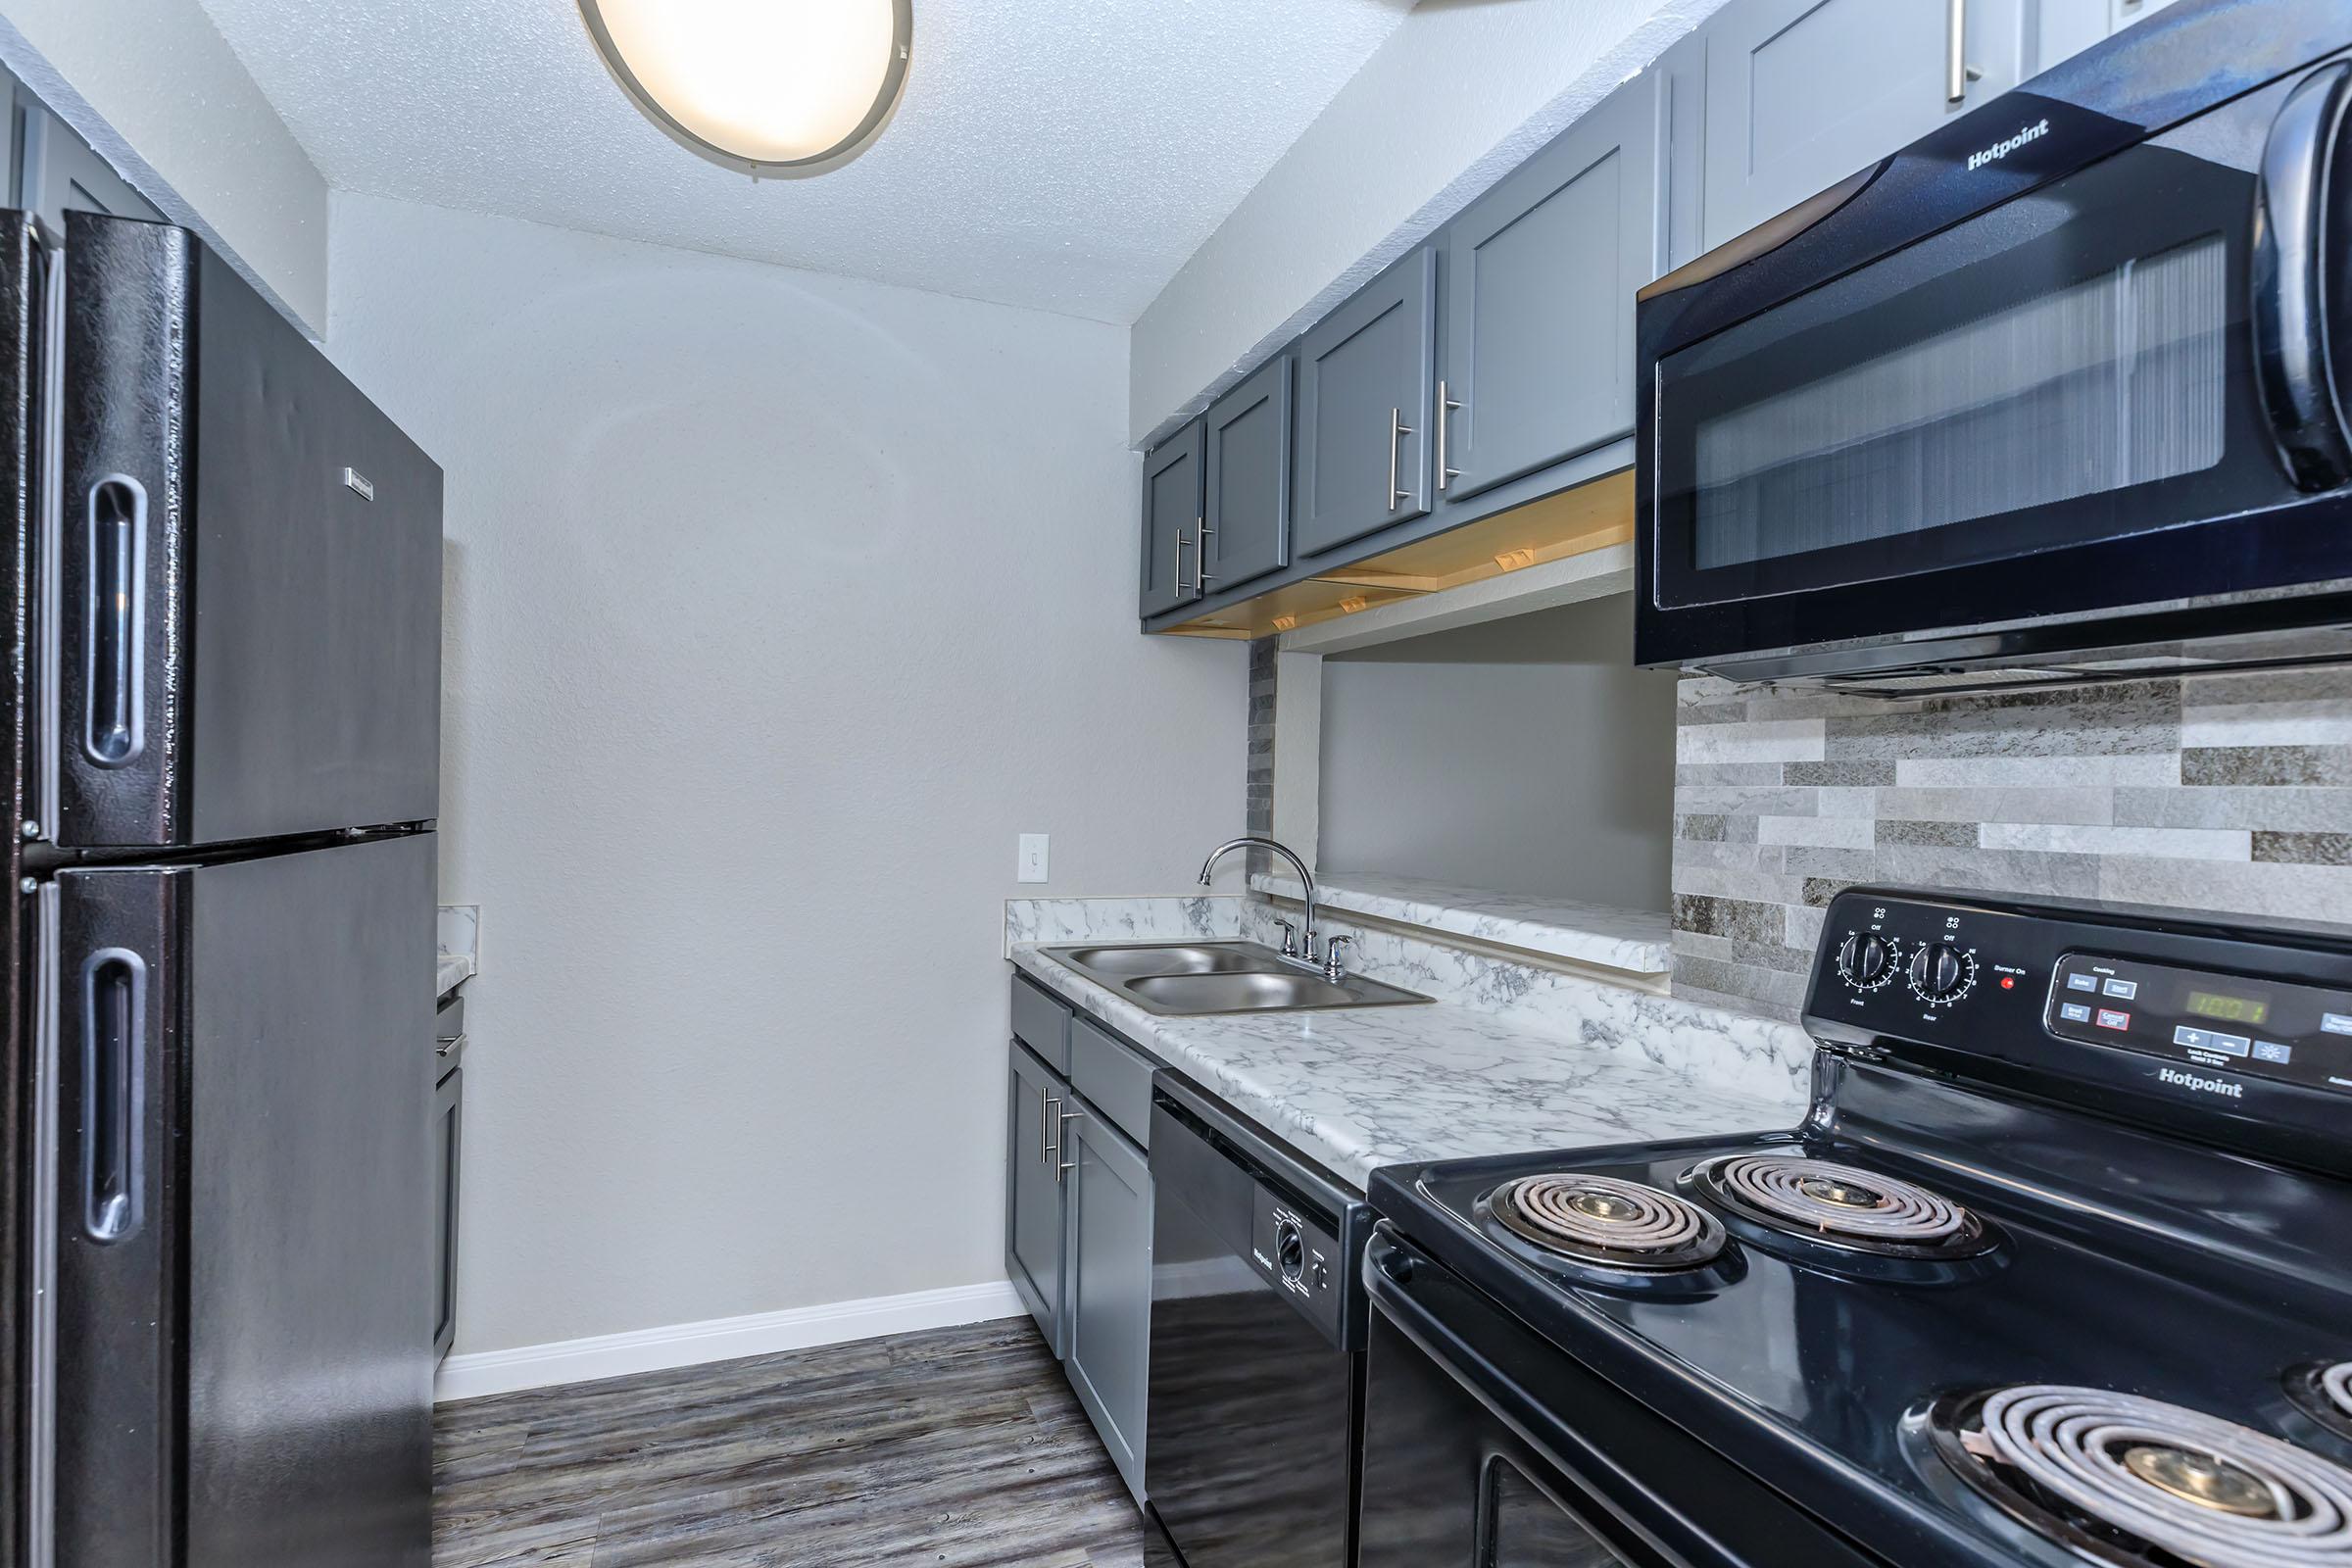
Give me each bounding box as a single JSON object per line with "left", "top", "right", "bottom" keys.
{"left": 51, "top": 832, "right": 434, "bottom": 1568}
{"left": 58, "top": 212, "right": 442, "bottom": 849}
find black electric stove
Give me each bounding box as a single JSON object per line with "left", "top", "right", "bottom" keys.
{"left": 1360, "top": 887, "right": 2352, "bottom": 1568}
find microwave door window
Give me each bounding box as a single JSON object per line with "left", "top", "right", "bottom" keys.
{"left": 1691, "top": 234, "right": 2227, "bottom": 574}
{"left": 1650, "top": 138, "right": 2260, "bottom": 613}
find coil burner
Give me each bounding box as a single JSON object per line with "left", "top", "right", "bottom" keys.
{"left": 1930, "top": 1385, "right": 2352, "bottom": 1568}
{"left": 2286, "top": 1363, "right": 2352, "bottom": 1445}
{"left": 1487, "top": 1174, "right": 1727, "bottom": 1271}
{"left": 1687, "top": 1152, "right": 1996, "bottom": 1260}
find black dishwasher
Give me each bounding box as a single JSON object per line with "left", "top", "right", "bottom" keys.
{"left": 1145, "top": 1073, "right": 1371, "bottom": 1568}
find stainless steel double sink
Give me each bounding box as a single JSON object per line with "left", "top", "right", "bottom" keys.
{"left": 1041, "top": 940, "right": 1432, "bottom": 1016}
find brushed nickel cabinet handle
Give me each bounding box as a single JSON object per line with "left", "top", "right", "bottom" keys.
{"left": 1056, "top": 1107, "right": 1081, "bottom": 1177}
{"left": 1042, "top": 1091, "right": 1057, "bottom": 1165}
{"left": 1437, "top": 380, "right": 1462, "bottom": 492}
{"left": 1946, "top": 0, "right": 1969, "bottom": 103}
{"left": 1195, "top": 515, "right": 1215, "bottom": 587}
{"left": 1387, "top": 407, "right": 1416, "bottom": 512}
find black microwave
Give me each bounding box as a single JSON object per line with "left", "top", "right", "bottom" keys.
{"left": 1635, "top": 0, "right": 2352, "bottom": 685}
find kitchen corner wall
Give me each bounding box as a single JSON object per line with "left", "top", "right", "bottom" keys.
{"left": 1672, "top": 668, "right": 2352, "bottom": 1018}
{"left": 324, "top": 192, "right": 1245, "bottom": 1357}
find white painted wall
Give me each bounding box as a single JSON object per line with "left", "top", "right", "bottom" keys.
{"left": 1318, "top": 596, "right": 1677, "bottom": 909}
{"left": 0, "top": 0, "right": 328, "bottom": 332}
{"left": 1129, "top": 0, "right": 1730, "bottom": 448}
{"left": 324, "top": 192, "right": 1246, "bottom": 1355}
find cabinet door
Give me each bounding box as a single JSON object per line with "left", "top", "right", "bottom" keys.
{"left": 1294, "top": 247, "right": 1437, "bottom": 558}
{"left": 1064, "top": 1105, "right": 1152, "bottom": 1501}
{"left": 1138, "top": 421, "right": 1204, "bottom": 618}
{"left": 1439, "top": 76, "right": 1661, "bottom": 506}
{"left": 1201, "top": 355, "right": 1292, "bottom": 593}
{"left": 433, "top": 1064, "right": 463, "bottom": 1363}
{"left": 1006, "top": 1045, "right": 1070, "bottom": 1357}
{"left": 17, "top": 96, "right": 163, "bottom": 239}
{"left": 1700, "top": 0, "right": 2025, "bottom": 254}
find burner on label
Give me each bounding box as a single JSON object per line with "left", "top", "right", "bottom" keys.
{"left": 1688, "top": 1152, "right": 1995, "bottom": 1260}
{"left": 1930, "top": 1385, "right": 2352, "bottom": 1568}
{"left": 1488, "top": 1174, "right": 1726, "bottom": 1271}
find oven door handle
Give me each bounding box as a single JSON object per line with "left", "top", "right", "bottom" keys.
{"left": 2252, "top": 60, "right": 2352, "bottom": 493}
{"left": 1365, "top": 1226, "right": 1774, "bottom": 1568}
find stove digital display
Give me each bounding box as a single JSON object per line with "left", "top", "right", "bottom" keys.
{"left": 2047, "top": 954, "right": 2352, "bottom": 1099}
{"left": 2184, "top": 990, "right": 2270, "bottom": 1026}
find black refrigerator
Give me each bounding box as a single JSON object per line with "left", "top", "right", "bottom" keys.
{"left": 0, "top": 211, "right": 443, "bottom": 1568}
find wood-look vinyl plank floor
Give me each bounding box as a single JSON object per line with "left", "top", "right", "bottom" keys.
{"left": 434, "top": 1319, "right": 1146, "bottom": 1568}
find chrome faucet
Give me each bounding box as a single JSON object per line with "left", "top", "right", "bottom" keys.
{"left": 1197, "top": 836, "right": 1320, "bottom": 965}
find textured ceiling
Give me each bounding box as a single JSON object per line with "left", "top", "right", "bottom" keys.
{"left": 194, "top": 0, "right": 1417, "bottom": 323}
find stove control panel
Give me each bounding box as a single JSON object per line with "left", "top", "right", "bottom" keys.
{"left": 1804, "top": 888, "right": 2352, "bottom": 1173}
{"left": 2045, "top": 953, "right": 2352, "bottom": 1099}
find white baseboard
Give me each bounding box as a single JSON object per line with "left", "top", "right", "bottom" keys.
{"left": 434, "top": 1280, "right": 1027, "bottom": 1404}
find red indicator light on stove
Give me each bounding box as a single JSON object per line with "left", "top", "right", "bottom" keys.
{"left": 2000, "top": 976, "right": 2015, "bottom": 990}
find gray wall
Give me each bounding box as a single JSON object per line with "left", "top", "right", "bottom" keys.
{"left": 1318, "top": 596, "right": 1678, "bottom": 909}
{"left": 1672, "top": 667, "right": 2352, "bottom": 1018}
{"left": 325, "top": 191, "right": 1247, "bottom": 1356}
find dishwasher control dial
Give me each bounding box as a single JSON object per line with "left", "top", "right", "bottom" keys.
{"left": 1274, "top": 1217, "right": 1306, "bottom": 1287}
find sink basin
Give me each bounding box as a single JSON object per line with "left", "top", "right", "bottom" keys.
{"left": 1039, "top": 940, "right": 1433, "bottom": 1015}
{"left": 1056, "top": 944, "right": 1275, "bottom": 978}
{"left": 1126, "top": 971, "right": 1361, "bottom": 1011}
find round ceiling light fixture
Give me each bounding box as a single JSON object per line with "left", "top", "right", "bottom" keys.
{"left": 579, "top": 0, "right": 912, "bottom": 177}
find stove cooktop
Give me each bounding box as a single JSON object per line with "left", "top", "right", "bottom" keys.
{"left": 1367, "top": 889, "right": 2352, "bottom": 1568}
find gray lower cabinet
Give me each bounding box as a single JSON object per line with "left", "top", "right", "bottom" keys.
{"left": 1200, "top": 354, "right": 1292, "bottom": 593}
{"left": 1005, "top": 1041, "right": 1071, "bottom": 1356}
{"left": 1062, "top": 1102, "right": 1152, "bottom": 1501}
{"left": 1138, "top": 421, "right": 1205, "bottom": 617}
{"left": 1293, "top": 246, "right": 1437, "bottom": 559}
{"left": 432, "top": 1060, "right": 463, "bottom": 1363}
{"left": 1437, "top": 74, "right": 1662, "bottom": 509}
{"left": 432, "top": 990, "right": 467, "bottom": 1363}
{"left": 1003, "top": 978, "right": 1155, "bottom": 1502}
{"left": 1697, "top": 0, "right": 2027, "bottom": 254}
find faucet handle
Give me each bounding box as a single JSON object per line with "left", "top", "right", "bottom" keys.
{"left": 1323, "top": 935, "right": 1355, "bottom": 983}
{"left": 1273, "top": 918, "right": 1298, "bottom": 957}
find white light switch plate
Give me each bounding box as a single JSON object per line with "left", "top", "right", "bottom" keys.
{"left": 1017, "top": 834, "right": 1050, "bottom": 883}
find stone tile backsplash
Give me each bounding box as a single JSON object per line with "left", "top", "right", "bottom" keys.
{"left": 1671, "top": 666, "right": 2352, "bottom": 1018}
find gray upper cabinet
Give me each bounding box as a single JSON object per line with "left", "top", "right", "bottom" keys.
{"left": 1006, "top": 1043, "right": 1070, "bottom": 1358}
{"left": 1138, "top": 421, "right": 1204, "bottom": 618}
{"left": 1698, "top": 0, "right": 2026, "bottom": 254}
{"left": 1200, "top": 355, "right": 1292, "bottom": 594}
{"left": 1438, "top": 75, "right": 1662, "bottom": 507}
{"left": 17, "top": 93, "right": 164, "bottom": 237}
{"left": 1293, "top": 246, "right": 1437, "bottom": 559}
{"left": 1063, "top": 1103, "right": 1152, "bottom": 1501}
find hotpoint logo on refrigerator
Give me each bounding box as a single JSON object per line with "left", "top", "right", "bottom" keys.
{"left": 1968, "top": 119, "right": 2050, "bottom": 171}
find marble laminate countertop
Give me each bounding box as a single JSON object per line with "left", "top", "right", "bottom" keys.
{"left": 1252, "top": 871, "right": 1673, "bottom": 977}
{"left": 1008, "top": 906, "right": 1809, "bottom": 1191}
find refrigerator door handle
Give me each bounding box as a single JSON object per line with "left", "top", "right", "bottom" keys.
{"left": 33, "top": 239, "right": 63, "bottom": 839}
{"left": 28, "top": 884, "right": 60, "bottom": 1568}
{"left": 77, "top": 946, "right": 146, "bottom": 1243}
{"left": 80, "top": 478, "right": 147, "bottom": 770}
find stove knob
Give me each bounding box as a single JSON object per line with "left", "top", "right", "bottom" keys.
{"left": 1909, "top": 943, "right": 1975, "bottom": 1004}
{"left": 1837, "top": 932, "right": 1897, "bottom": 990}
